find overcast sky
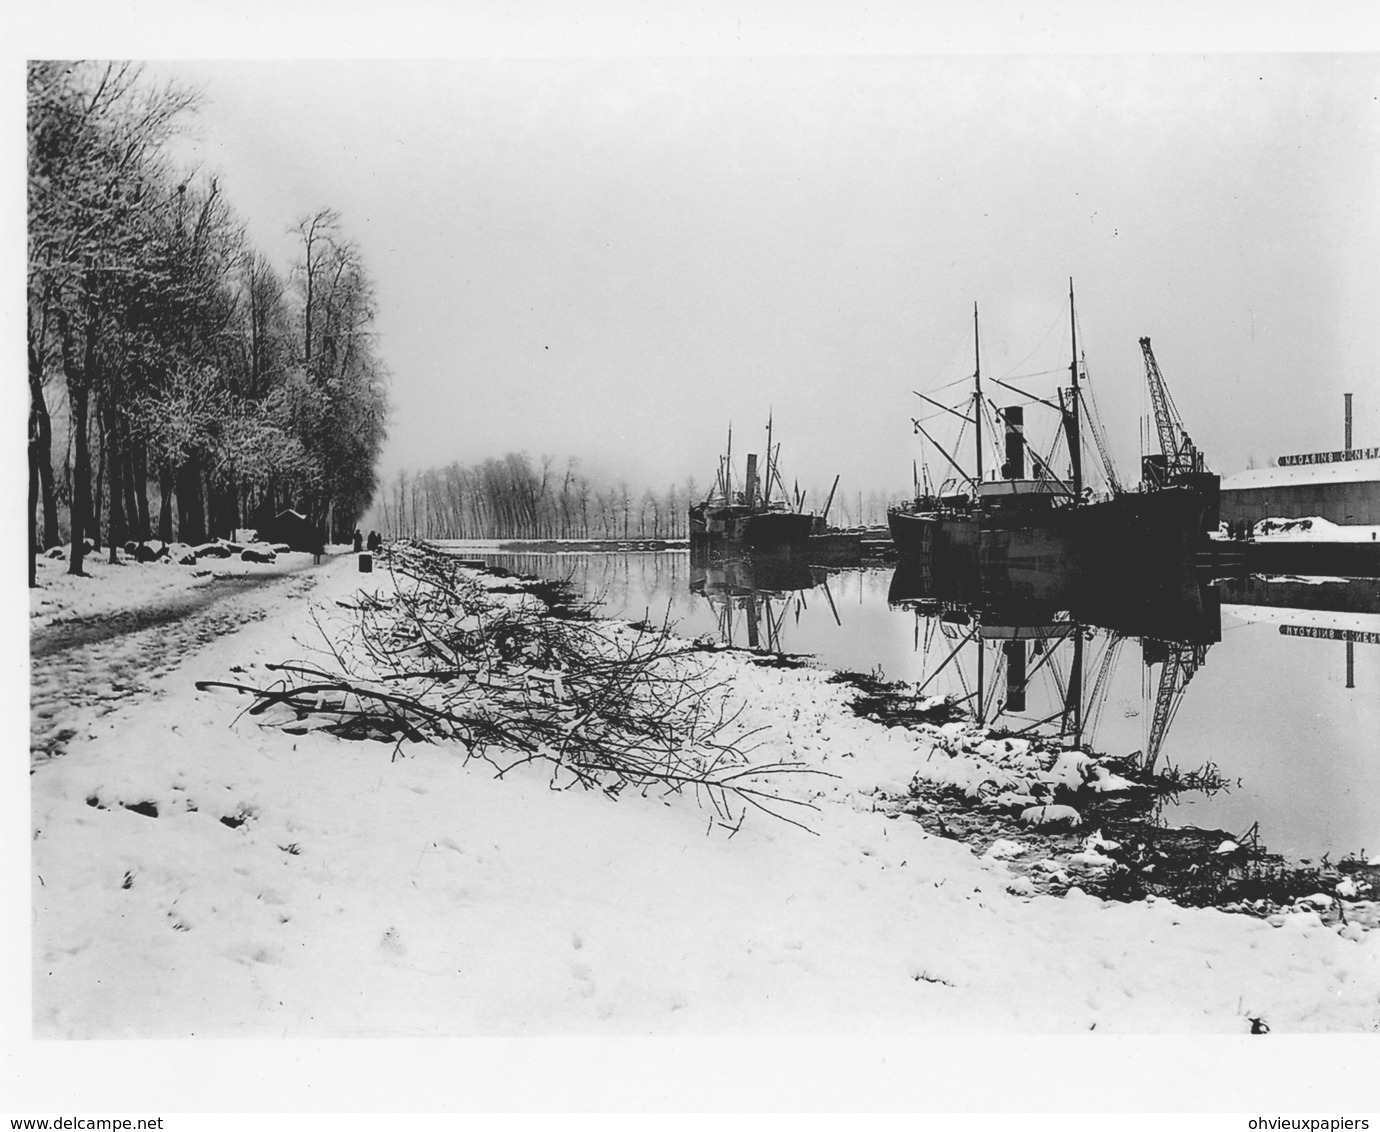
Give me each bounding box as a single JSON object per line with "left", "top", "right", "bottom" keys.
{"left": 143, "top": 52, "right": 1380, "bottom": 503}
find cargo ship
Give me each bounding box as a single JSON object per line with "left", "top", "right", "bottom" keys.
{"left": 887, "top": 281, "right": 1217, "bottom": 589}
{"left": 690, "top": 418, "right": 815, "bottom": 554}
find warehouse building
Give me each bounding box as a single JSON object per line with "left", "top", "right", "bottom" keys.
{"left": 1218, "top": 452, "right": 1380, "bottom": 528}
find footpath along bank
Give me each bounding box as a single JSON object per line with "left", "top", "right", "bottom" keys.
{"left": 29, "top": 542, "right": 1380, "bottom": 1036}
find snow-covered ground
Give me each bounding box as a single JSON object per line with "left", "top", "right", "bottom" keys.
{"left": 30, "top": 547, "right": 332, "bottom": 762}
{"left": 1236, "top": 516, "right": 1380, "bottom": 542}
{"left": 29, "top": 539, "right": 324, "bottom": 631}
{"left": 13, "top": 547, "right": 1380, "bottom": 1110}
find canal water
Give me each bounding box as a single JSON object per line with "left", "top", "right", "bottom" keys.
{"left": 436, "top": 543, "right": 1378, "bottom": 864}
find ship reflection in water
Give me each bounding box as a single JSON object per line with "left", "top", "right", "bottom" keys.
{"left": 689, "top": 545, "right": 1226, "bottom": 771}
{"left": 679, "top": 547, "right": 1375, "bottom": 860}
{"left": 439, "top": 541, "right": 1376, "bottom": 859}
{"left": 885, "top": 556, "right": 1221, "bottom": 769}
{"left": 689, "top": 551, "right": 839, "bottom": 654}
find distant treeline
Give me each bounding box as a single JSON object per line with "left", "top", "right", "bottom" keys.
{"left": 376, "top": 455, "right": 699, "bottom": 541}
{"left": 27, "top": 62, "right": 388, "bottom": 583}
{"left": 375, "top": 453, "right": 898, "bottom": 541}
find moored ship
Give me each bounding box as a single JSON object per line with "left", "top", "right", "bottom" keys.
{"left": 888, "top": 281, "right": 1217, "bottom": 588}
{"left": 690, "top": 419, "right": 815, "bottom": 555}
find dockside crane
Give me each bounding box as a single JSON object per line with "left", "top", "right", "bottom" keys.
{"left": 1139, "top": 336, "right": 1207, "bottom": 486}
{"left": 1138, "top": 336, "right": 1220, "bottom": 533}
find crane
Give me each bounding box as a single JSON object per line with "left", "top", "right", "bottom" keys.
{"left": 1142, "top": 641, "right": 1210, "bottom": 774}
{"left": 1139, "top": 336, "right": 1205, "bottom": 486}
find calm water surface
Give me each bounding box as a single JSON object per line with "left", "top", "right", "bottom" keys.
{"left": 439, "top": 544, "right": 1378, "bottom": 862}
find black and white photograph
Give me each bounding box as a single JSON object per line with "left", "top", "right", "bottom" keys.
{"left": 11, "top": 3, "right": 1380, "bottom": 1119}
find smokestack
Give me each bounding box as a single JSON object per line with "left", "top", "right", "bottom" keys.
{"left": 1002, "top": 406, "right": 1025, "bottom": 479}
{"left": 1345, "top": 393, "right": 1353, "bottom": 452}
{"left": 744, "top": 454, "right": 759, "bottom": 509}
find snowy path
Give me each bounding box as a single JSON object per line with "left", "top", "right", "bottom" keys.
{"left": 30, "top": 557, "right": 325, "bottom": 761}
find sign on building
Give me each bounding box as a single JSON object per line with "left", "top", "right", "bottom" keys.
{"left": 1276, "top": 447, "right": 1380, "bottom": 468}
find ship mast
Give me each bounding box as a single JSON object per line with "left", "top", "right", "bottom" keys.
{"left": 1067, "top": 280, "right": 1084, "bottom": 746}
{"left": 725, "top": 423, "right": 733, "bottom": 501}
{"left": 1067, "top": 278, "right": 1083, "bottom": 498}
{"left": 763, "top": 410, "right": 774, "bottom": 506}
{"left": 973, "top": 303, "right": 984, "bottom": 486}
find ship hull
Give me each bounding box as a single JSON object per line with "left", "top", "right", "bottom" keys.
{"left": 887, "top": 507, "right": 978, "bottom": 558}
{"left": 1072, "top": 485, "right": 1208, "bottom": 579}
{"left": 887, "top": 485, "right": 1208, "bottom": 592}
{"left": 690, "top": 504, "right": 814, "bottom": 554}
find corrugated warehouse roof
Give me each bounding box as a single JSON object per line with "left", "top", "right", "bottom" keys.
{"left": 1220, "top": 456, "right": 1380, "bottom": 491}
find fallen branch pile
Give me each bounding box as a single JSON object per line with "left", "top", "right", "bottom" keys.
{"left": 198, "top": 540, "right": 825, "bottom": 832}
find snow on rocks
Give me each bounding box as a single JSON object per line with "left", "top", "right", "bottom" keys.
{"left": 1085, "top": 764, "right": 1142, "bottom": 793}
{"left": 28, "top": 550, "right": 1380, "bottom": 1038}
{"left": 1067, "top": 847, "right": 1118, "bottom": 869}
{"left": 1004, "top": 875, "right": 1036, "bottom": 897}
{"left": 982, "top": 838, "right": 1027, "bottom": 861}
{"left": 895, "top": 722, "right": 1144, "bottom": 832}
{"left": 1037, "top": 749, "right": 1141, "bottom": 795}
{"left": 1064, "top": 831, "right": 1122, "bottom": 871}
{"left": 1043, "top": 750, "right": 1095, "bottom": 791}
{"left": 1084, "top": 830, "right": 1120, "bottom": 853}
{"left": 1019, "top": 803, "right": 1083, "bottom": 828}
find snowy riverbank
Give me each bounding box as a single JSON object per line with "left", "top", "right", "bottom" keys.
{"left": 14, "top": 544, "right": 1380, "bottom": 1106}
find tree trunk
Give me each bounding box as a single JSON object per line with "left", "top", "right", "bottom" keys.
{"left": 28, "top": 367, "right": 60, "bottom": 550}
{"left": 58, "top": 293, "right": 100, "bottom": 576}
{"left": 28, "top": 301, "right": 61, "bottom": 552}
{"left": 109, "top": 453, "right": 128, "bottom": 561}
{"left": 205, "top": 474, "right": 224, "bottom": 540}
{"left": 93, "top": 412, "right": 107, "bottom": 554}
{"left": 102, "top": 396, "right": 127, "bottom": 562}
{"left": 175, "top": 454, "right": 206, "bottom": 545}
{"left": 28, "top": 418, "right": 40, "bottom": 587}
{"left": 120, "top": 416, "right": 142, "bottom": 545}
{"left": 223, "top": 476, "right": 240, "bottom": 539}
{"left": 68, "top": 381, "right": 91, "bottom": 576}
{"left": 157, "top": 465, "right": 174, "bottom": 543}
{"left": 207, "top": 474, "right": 238, "bottom": 541}
{"left": 132, "top": 440, "right": 151, "bottom": 542}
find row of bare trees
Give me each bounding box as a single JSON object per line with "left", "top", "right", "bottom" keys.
{"left": 374, "top": 453, "right": 900, "bottom": 542}
{"left": 27, "top": 61, "right": 389, "bottom": 584}
{"left": 376, "top": 455, "right": 699, "bottom": 542}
